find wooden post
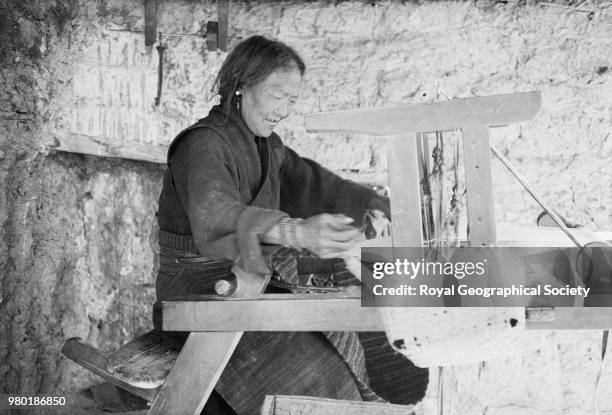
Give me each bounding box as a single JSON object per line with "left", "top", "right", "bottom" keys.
{"left": 462, "top": 124, "right": 496, "bottom": 246}
{"left": 147, "top": 332, "right": 241, "bottom": 415}
{"left": 217, "top": 0, "right": 230, "bottom": 51}
{"left": 206, "top": 0, "right": 231, "bottom": 52}
{"left": 206, "top": 21, "right": 218, "bottom": 51}
{"left": 144, "top": 0, "right": 157, "bottom": 47}
{"left": 151, "top": 266, "right": 267, "bottom": 415}
{"left": 388, "top": 135, "right": 423, "bottom": 247}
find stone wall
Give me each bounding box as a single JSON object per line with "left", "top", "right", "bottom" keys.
{"left": 0, "top": 0, "right": 610, "bottom": 413}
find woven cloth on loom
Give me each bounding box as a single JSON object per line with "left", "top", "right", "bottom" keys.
{"left": 381, "top": 307, "right": 526, "bottom": 368}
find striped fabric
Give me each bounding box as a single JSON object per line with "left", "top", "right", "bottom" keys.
{"left": 358, "top": 332, "right": 429, "bottom": 405}
{"left": 159, "top": 230, "right": 199, "bottom": 253}
{"left": 269, "top": 247, "right": 384, "bottom": 401}
{"left": 270, "top": 247, "right": 428, "bottom": 404}
{"left": 215, "top": 331, "right": 363, "bottom": 414}
{"left": 323, "top": 331, "right": 385, "bottom": 402}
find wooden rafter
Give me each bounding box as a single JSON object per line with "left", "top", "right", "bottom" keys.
{"left": 144, "top": 0, "right": 157, "bottom": 47}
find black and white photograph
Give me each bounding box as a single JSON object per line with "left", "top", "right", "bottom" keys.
{"left": 0, "top": 0, "right": 611, "bottom": 414}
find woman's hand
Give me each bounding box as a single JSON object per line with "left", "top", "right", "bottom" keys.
{"left": 297, "top": 214, "right": 364, "bottom": 258}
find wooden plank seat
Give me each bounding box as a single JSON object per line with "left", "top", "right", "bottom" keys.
{"left": 105, "top": 330, "right": 182, "bottom": 389}
{"left": 62, "top": 330, "right": 181, "bottom": 402}
{"left": 62, "top": 339, "right": 156, "bottom": 403}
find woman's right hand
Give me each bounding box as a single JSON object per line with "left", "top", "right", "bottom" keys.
{"left": 297, "top": 214, "right": 364, "bottom": 258}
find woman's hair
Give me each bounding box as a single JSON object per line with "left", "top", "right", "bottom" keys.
{"left": 213, "top": 35, "right": 305, "bottom": 110}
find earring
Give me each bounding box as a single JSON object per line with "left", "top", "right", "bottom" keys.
{"left": 235, "top": 90, "right": 241, "bottom": 96}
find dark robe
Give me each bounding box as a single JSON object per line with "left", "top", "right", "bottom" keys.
{"left": 155, "top": 103, "right": 427, "bottom": 414}
{"left": 157, "top": 104, "right": 390, "bottom": 273}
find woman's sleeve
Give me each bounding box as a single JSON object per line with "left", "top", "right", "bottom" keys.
{"left": 279, "top": 145, "right": 390, "bottom": 227}
{"left": 170, "top": 129, "right": 287, "bottom": 273}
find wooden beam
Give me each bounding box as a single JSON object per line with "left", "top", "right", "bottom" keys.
{"left": 304, "top": 92, "right": 541, "bottom": 135}
{"left": 162, "top": 297, "right": 383, "bottom": 332}
{"left": 527, "top": 307, "right": 612, "bottom": 330}
{"left": 47, "top": 133, "right": 167, "bottom": 164}
{"left": 496, "top": 224, "right": 612, "bottom": 247}
{"left": 162, "top": 298, "right": 612, "bottom": 331}
{"left": 363, "top": 225, "right": 612, "bottom": 248}
{"left": 144, "top": 0, "right": 157, "bottom": 47}
{"left": 260, "top": 395, "right": 414, "bottom": 415}
{"left": 163, "top": 289, "right": 361, "bottom": 302}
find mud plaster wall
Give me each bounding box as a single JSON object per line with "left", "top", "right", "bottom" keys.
{"left": 0, "top": 0, "right": 611, "bottom": 413}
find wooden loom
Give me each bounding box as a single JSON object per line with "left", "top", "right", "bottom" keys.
{"left": 63, "top": 91, "right": 612, "bottom": 415}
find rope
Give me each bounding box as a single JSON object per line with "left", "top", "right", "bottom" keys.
{"left": 489, "top": 146, "right": 584, "bottom": 249}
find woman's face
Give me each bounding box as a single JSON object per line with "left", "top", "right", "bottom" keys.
{"left": 240, "top": 66, "right": 302, "bottom": 137}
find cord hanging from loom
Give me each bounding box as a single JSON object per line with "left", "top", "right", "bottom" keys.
{"left": 419, "top": 129, "right": 464, "bottom": 251}
{"left": 419, "top": 125, "right": 465, "bottom": 415}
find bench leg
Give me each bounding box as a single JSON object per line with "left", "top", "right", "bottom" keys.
{"left": 148, "top": 331, "right": 242, "bottom": 415}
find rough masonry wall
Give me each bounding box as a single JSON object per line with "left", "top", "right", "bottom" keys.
{"left": 0, "top": 0, "right": 165, "bottom": 400}
{"left": 0, "top": 0, "right": 610, "bottom": 413}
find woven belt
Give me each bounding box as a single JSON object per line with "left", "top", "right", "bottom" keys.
{"left": 158, "top": 230, "right": 199, "bottom": 254}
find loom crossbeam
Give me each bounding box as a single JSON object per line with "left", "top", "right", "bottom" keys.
{"left": 304, "top": 92, "right": 541, "bottom": 135}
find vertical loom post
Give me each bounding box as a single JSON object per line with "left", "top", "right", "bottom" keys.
{"left": 147, "top": 332, "right": 242, "bottom": 415}
{"left": 387, "top": 135, "right": 446, "bottom": 306}
{"left": 388, "top": 135, "right": 424, "bottom": 247}
{"left": 462, "top": 124, "right": 496, "bottom": 246}
{"left": 461, "top": 124, "right": 498, "bottom": 307}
